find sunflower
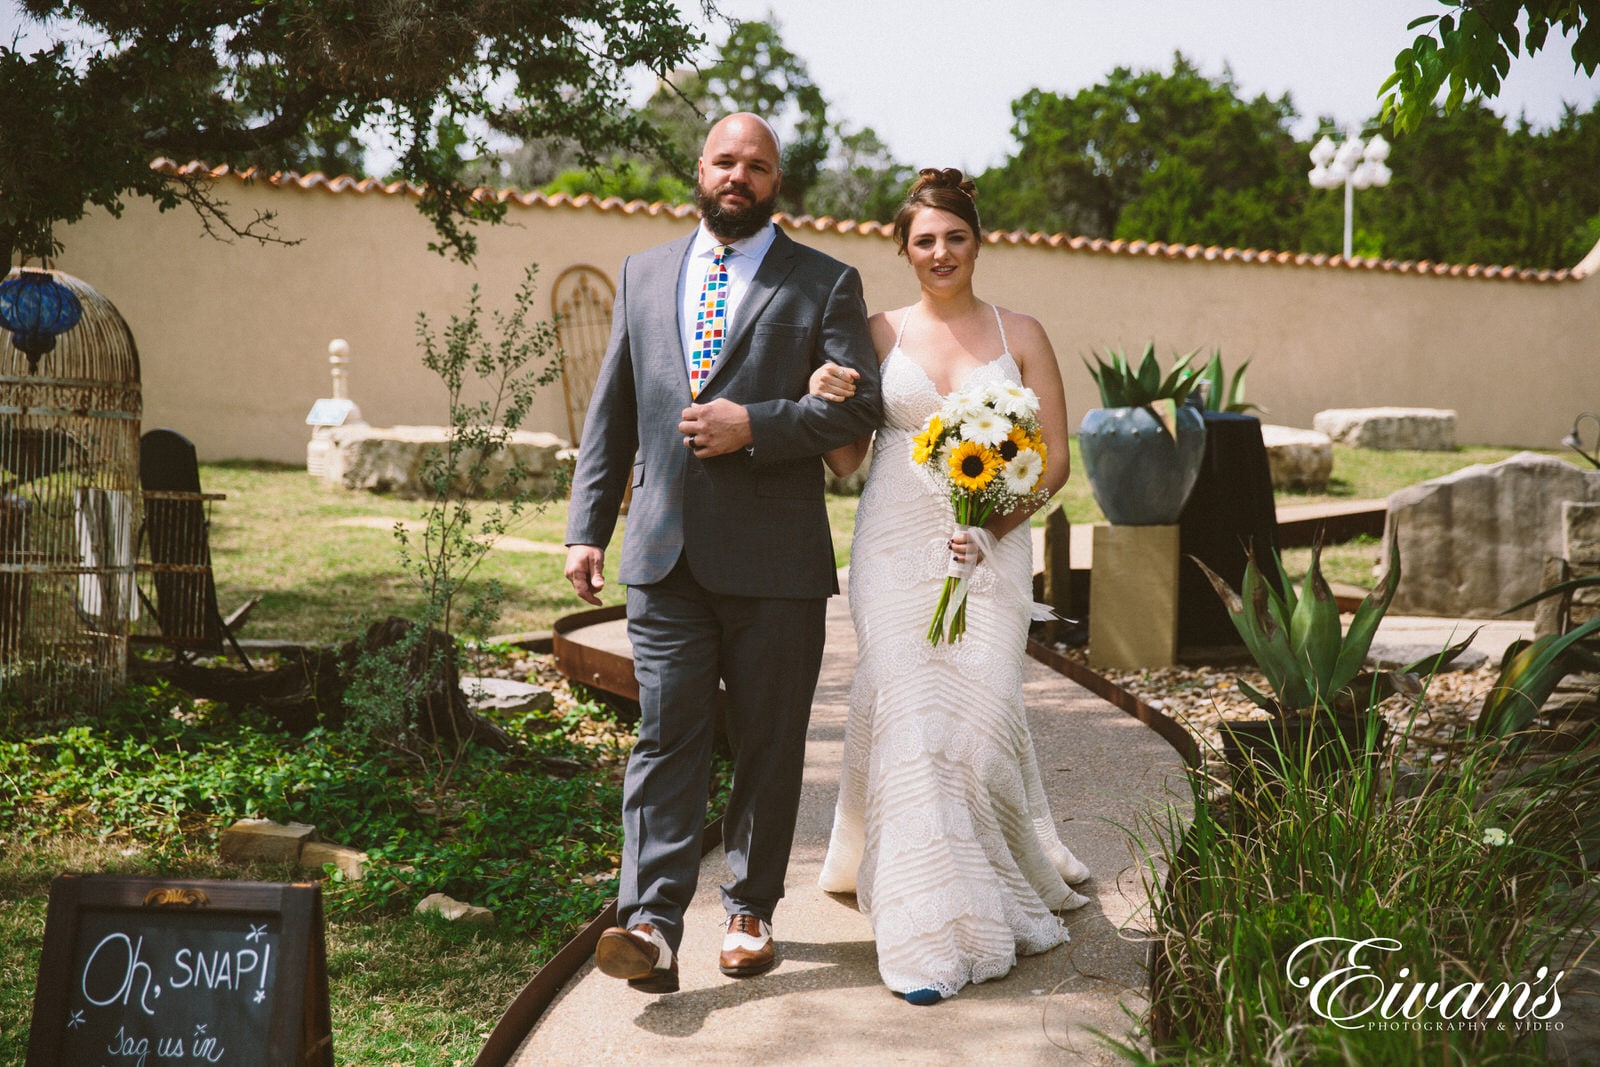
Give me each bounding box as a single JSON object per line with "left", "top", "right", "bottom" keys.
{"left": 948, "top": 440, "right": 1003, "bottom": 491}
{"left": 912, "top": 415, "right": 944, "bottom": 465}
{"left": 1000, "top": 424, "right": 1032, "bottom": 462}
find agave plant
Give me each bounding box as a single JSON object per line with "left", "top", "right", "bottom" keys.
{"left": 1193, "top": 350, "right": 1262, "bottom": 415}
{"left": 1474, "top": 574, "right": 1600, "bottom": 748}
{"left": 1192, "top": 534, "right": 1405, "bottom": 718}
{"left": 1084, "top": 342, "right": 1200, "bottom": 408}
{"left": 1083, "top": 342, "right": 1200, "bottom": 440}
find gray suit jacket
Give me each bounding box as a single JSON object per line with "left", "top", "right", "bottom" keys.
{"left": 566, "top": 225, "right": 882, "bottom": 598}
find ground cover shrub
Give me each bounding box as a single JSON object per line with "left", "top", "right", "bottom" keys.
{"left": 0, "top": 666, "right": 660, "bottom": 1061}
{"left": 2, "top": 677, "right": 630, "bottom": 938}
{"left": 1125, "top": 716, "right": 1600, "bottom": 1064}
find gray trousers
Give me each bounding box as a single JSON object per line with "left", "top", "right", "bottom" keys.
{"left": 620, "top": 555, "right": 826, "bottom": 952}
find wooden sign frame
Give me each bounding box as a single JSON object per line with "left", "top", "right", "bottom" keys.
{"left": 27, "top": 875, "right": 332, "bottom": 1066}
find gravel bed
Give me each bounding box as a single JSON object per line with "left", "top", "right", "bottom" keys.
{"left": 464, "top": 647, "right": 633, "bottom": 768}
{"left": 1049, "top": 644, "right": 1501, "bottom": 768}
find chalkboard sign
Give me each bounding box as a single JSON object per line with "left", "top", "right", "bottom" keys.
{"left": 27, "top": 875, "right": 332, "bottom": 1066}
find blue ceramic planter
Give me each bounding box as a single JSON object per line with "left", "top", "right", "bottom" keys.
{"left": 1078, "top": 405, "right": 1207, "bottom": 525}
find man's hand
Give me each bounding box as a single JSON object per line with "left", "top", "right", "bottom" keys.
{"left": 679, "top": 399, "right": 753, "bottom": 458}
{"left": 565, "top": 544, "right": 607, "bottom": 605}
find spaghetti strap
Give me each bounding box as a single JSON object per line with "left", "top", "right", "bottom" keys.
{"left": 991, "top": 304, "right": 1009, "bottom": 354}
{"left": 894, "top": 307, "right": 914, "bottom": 349}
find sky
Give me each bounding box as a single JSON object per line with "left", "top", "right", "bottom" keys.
{"left": 673, "top": 0, "right": 1600, "bottom": 172}
{"left": 4, "top": 0, "right": 1596, "bottom": 176}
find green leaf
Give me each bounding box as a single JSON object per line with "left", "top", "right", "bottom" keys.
{"left": 1290, "top": 541, "right": 1346, "bottom": 701}
{"left": 1498, "top": 573, "right": 1600, "bottom": 616}
{"left": 1135, "top": 341, "right": 1161, "bottom": 399}
{"left": 1475, "top": 616, "right": 1600, "bottom": 741}
{"left": 1193, "top": 554, "right": 1294, "bottom": 701}
{"left": 1238, "top": 678, "right": 1278, "bottom": 712}
{"left": 1153, "top": 397, "right": 1178, "bottom": 440}
{"left": 1401, "top": 627, "right": 1483, "bottom": 674}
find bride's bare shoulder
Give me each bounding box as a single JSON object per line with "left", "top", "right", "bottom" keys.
{"left": 868, "top": 306, "right": 913, "bottom": 359}
{"left": 995, "top": 307, "right": 1052, "bottom": 352}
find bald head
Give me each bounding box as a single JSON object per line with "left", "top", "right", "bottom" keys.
{"left": 702, "top": 112, "right": 782, "bottom": 164}
{"left": 695, "top": 112, "right": 783, "bottom": 241}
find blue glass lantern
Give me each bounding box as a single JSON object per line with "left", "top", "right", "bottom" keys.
{"left": 0, "top": 268, "right": 84, "bottom": 373}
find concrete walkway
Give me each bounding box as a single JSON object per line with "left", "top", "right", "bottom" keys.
{"left": 510, "top": 584, "right": 1191, "bottom": 1066}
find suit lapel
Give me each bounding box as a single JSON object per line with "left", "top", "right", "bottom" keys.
{"left": 647, "top": 232, "right": 696, "bottom": 396}
{"left": 701, "top": 226, "right": 797, "bottom": 394}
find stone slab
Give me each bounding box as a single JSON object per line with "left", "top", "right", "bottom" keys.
{"left": 1260, "top": 424, "right": 1333, "bottom": 491}
{"left": 219, "top": 818, "right": 318, "bottom": 865}
{"left": 1313, "top": 407, "right": 1456, "bottom": 451}
{"left": 324, "top": 424, "right": 568, "bottom": 498}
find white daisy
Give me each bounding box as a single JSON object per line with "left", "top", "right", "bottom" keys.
{"left": 960, "top": 409, "right": 1011, "bottom": 447}
{"left": 940, "top": 388, "right": 989, "bottom": 425}
{"left": 1001, "top": 448, "right": 1044, "bottom": 494}
{"left": 987, "top": 381, "right": 1039, "bottom": 420}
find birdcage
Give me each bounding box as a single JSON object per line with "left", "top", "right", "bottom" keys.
{"left": 0, "top": 266, "right": 141, "bottom": 716}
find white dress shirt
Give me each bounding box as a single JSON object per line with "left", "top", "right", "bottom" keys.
{"left": 678, "top": 221, "right": 778, "bottom": 377}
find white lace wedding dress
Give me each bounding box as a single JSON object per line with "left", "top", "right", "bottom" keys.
{"left": 818, "top": 307, "right": 1090, "bottom": 1000}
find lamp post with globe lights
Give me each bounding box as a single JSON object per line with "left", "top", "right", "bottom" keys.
{"left": 1308, "top": 127, "right": 1392, "bottom": 260}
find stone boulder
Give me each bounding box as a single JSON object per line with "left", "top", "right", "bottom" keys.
{"left": 1314, "top": 407, "right": 1457, "bottom": 451}
{"left": 416, "top": 892, "right": 494, "bottom": 927}
{"left": 300, "top": 841, "right": 369, "bottom": 881}
{"left": 1565, "top": 501, "right": 1600, "bottom": 628}
{"left": 1385, "top": 453, "right": 1600, "bottom": 618}
{"left": 325, "top": 425, "right": 568, "bottom": 498}
{"left": 1260, "top": 425, "right": 1333, "bottom": 491}
{"left": 461, "top": 676, "right": 556, "bottom": 717}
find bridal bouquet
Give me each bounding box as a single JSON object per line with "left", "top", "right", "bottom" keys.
{"left": 914, "top": 379, "right": 1049, "bottom": 643}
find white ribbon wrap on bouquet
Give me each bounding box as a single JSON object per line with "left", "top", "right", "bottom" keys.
{"left": 946, "top": 524, "right": 1071, "bottom": 624}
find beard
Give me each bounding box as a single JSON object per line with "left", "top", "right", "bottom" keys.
{"left": 695, "top": 179, "right": 779, "bottom": 241}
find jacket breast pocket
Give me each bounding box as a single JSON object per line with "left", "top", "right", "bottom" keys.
{"left": 752, "top": 321, "right": 812, "bottom": 347}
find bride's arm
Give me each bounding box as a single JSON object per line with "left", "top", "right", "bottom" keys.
{"left": 979, "top": 311, "right": 1070, "bottom": 543}
{"left": 810, "top": 364, "right": 872, "bottom": 476}
{"left": 809, "top": 313, "right": 894, "bottom": 477}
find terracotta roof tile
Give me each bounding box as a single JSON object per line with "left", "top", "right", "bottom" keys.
{"left": 149, "top": 159, "right": 1582, "bottom": 284}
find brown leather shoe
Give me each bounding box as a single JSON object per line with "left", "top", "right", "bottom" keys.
{"left": 595, "top": 923, "right": 679, "bottom": 993}
{"left": 718, "top": 914, "right": 775, "bottom": 977}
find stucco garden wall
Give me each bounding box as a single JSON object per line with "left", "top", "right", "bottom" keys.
{"left": 43, "top": 168, "right": 1599, "bottom": 463}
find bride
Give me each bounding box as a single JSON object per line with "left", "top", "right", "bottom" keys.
{"left": 809, "top": 168, "right": 1090, "bottom": 1005}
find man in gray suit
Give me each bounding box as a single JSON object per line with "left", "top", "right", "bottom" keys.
{"left": 564, "top": 112, "right": 881, "bottom": 994}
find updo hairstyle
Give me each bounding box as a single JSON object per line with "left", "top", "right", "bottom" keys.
{"left": 891, "top": 167, "right": 981, "bottom": 256}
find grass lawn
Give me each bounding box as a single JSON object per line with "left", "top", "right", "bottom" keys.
{"left": 0, "top": 440, "right": 1563, "bottom": 1063}
{"left": 207, "top": 442, "right": 1555, "bottom": 642}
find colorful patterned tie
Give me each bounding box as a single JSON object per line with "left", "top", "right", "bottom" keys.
{"left": 689, "top": 244, "right": 732, "bottom": 397}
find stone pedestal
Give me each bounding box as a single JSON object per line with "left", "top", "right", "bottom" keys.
{"left": 1565, "top": 501, "right": 1600, "bottom": 628}
{"left": 1090, "top": 524, "right": 1179, "bottom": 669}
